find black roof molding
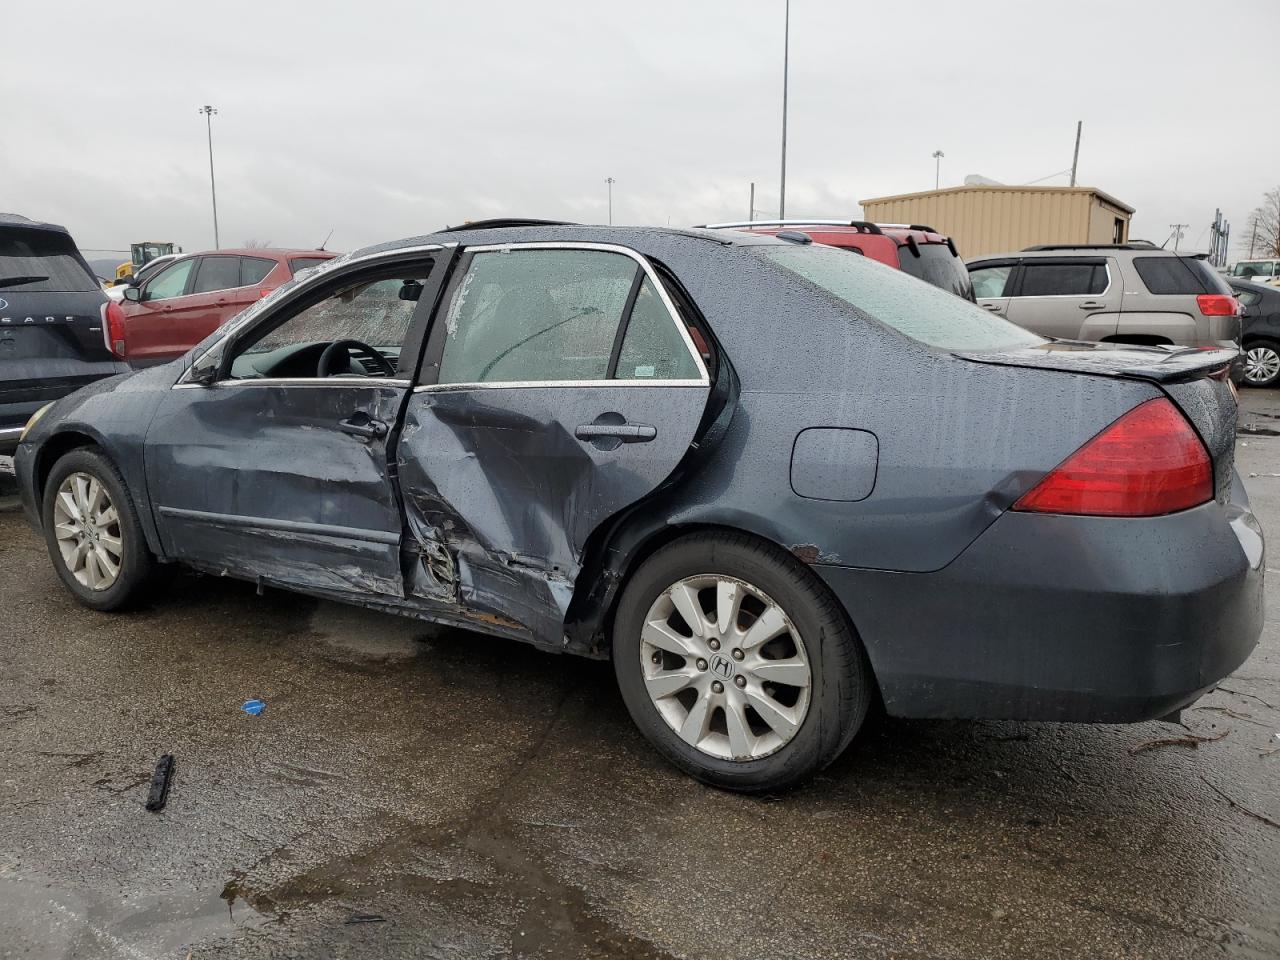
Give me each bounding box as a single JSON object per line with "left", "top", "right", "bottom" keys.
{"left": 440, "top": 218, "right": 576, "bottom": 233}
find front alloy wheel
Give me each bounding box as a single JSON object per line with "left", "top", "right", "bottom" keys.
{"left": 42, "top": 447, "right": 155, "bottom": 611}
{"left": 641, "top": 574, "right": 812, "bottom": 760}
{"left": 53, "top": 472, "right": 123, "bottom": 590}
{"left": 1243, "top": 344, "right": 1280, "bottom": 387}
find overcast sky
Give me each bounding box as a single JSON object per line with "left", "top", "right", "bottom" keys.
{"left": 5, "top": 0, "right": 1277, "bottom": 258}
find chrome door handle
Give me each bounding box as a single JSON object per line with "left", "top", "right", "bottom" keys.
{"left": 339, "top": 416, "right": 387, "bottom": 440}
{"left": 1078, "top": 301, "right": 1102, "bottom": 310}
{"left": 575, "top": 423, "right": 656, "bottom": 442}
{"left": 982, "top": 304, "right": 1003, "bottom": 312}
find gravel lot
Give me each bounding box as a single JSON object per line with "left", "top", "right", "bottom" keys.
{"left": 0, "top": 394, "right": 1277, "bottom": 960}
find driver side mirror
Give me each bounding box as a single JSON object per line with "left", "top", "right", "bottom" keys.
{"left": 122, "top": 285, "right": 142, "bottom": 302}
{"left": 190, "top": 353, "right": 221, "bottom": 386}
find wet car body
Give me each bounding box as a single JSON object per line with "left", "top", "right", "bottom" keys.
{"left": 13, "top": 224, "right": 1263, "bottom": 768}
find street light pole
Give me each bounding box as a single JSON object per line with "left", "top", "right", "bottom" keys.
{"left": 198, "top": 105, "right": 220, "bottom": 249}
{"left": 779, "top": 0, "right": 790, "bottom": 219}
{"left": 606, "top": 177, "right": 615, "bottom": 225}
{"left": 932, "top": 149, "right": 944, "bottom": 190}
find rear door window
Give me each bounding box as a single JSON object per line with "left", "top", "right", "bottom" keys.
{"left": 242, "top": 257, "right": 276, "bottom": 285}
{"left": 759, "top": 244, "right": 1044, "bottom": 351}
{"left": 615, "top": 277, "right": 701, "bottom": 380}
{"left": 191, "top": 255, "right": 242, "bottom": 294}
{"left": 438, "top": 249, "right": 637, "bottom": 384}
{"left": 1017, "top": 261, "right": 1108, "bottom": 297}
{"left": 0, "top": 229, "right": 98, "bottom": 292}
{"left": 1133, "top": 256, "right": 1229, "bottom": 295}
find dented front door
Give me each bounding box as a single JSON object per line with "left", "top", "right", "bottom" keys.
{"left": 143, "top": 248, "right": 445, "bottom": 598}
{"left": 147, "top": 381, "right": 410, "bottom": 597}
{"left": 394, "top": 243, "right": 712, "bottom": 645}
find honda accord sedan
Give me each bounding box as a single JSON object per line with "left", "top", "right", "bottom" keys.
{"left": 13, "top": 221, "right": 1263, "bottom": 792}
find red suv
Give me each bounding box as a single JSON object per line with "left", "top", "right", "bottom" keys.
{"left": 114, "top": 248, "right": 337, "bottom": 366}
{"left": 703, "top": 220, "right": 974, "bottom": 300}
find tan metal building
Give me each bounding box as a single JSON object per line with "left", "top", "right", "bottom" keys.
{"left": 859, "top": 185, "right": 1135, "bottom": 259}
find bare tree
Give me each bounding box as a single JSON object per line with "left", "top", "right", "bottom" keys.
{"left": 242, "top": 238, "right": 273, "bottom": 249}
{"left": 1242, "top": 187, "right": 1280, "bottom": 260}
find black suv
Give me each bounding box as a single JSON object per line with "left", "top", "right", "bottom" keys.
{"left": 0, "top": 214, "right": 127, "bottom": 453}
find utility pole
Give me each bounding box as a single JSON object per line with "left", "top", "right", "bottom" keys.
{"left": 1250, "top": 221, "right": 1258, "bottom": 259}
{"left": 749, "top": 182, "right": 755, "bottom": 223}
{"left": 1069, "top": 121, "right": 1082, "bottom": 187}
{"left": 932, "top": 150, "right": 944, "bottom": 190}
{"left": 779, "top": 0, "right": 789, "bottom": 219}
{"left": 198, "top": 105, "right": 220, "bottom": 249}
{"left": 1169, "top": 223, "right": 1188, "bottom": 252}
{"left": 606, "top": 177, "right": 615, "bottom": 225}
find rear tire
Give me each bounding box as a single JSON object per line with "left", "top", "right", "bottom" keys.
{"left": 1243, "top": 340, "right": 1280, "bottom": 388}
{"left": 612, "top": 532, "right": 872, "bottom": 792}
{"left": 41, "top": 448, "right": 155, "bottom": 611}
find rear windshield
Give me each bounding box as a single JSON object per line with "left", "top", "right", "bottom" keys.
{"left": 896, "top": 242, "right": 975, "bottom": 300}
{"left": 758, "top": 244, "right": 1044, "bottom": 351}
{"left": 0, "top": 228, "right": 98, "bottom": 292}
{"left": 290, "top": 256, "right": 330, "bottom": 276}
{"left": 1133, "top": 256, "right": 1230, "bottom": 296}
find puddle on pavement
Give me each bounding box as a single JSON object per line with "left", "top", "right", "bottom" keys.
{"left": 0, "top": 874, "right": 266, "bottom": 958}
{"left": 306, "top": 601, "right": 431, "bottom": 662}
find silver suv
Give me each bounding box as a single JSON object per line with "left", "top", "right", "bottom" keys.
{"left": 966, "top": 243, "right": 1239, "bottom": 350}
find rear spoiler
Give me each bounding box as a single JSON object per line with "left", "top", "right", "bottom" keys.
{"left": 955, "top": 343, "right": 1237, "bottom": 385}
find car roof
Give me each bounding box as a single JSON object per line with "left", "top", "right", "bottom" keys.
{"left": 348, "top": 223, "right": 789, "bottom": 260}
{"left": 697, "top": 219, "right": 950, "bottom": 245}
{"left": 971, "top": 245, "right": 1196, "bottom": 262}
{"left": 178, "top": 248, "right": 339, "bottom": 259}
{"left": 0, "top": 212, "right": 74, "bottom": 236}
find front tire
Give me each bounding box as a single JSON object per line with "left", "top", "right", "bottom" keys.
{"left": 1243, "top": 340, "right": 1280, "bottom": 387}
{"left": 613, "top": 532, "right": 872, "bottom": 792}
{"left": 41, "top": 448, "right": 155, "bottom": 611}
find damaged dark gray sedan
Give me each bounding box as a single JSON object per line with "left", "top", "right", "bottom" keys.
{"left": 13, "top": 222, "right": 1264, "bottom": 791}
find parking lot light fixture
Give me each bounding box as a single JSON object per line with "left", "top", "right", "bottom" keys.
{"left": 932, "top": 149, "right": 944, "bottom": 190}
{"left": 198, "top": 105, "right": 220, "bottom": 249}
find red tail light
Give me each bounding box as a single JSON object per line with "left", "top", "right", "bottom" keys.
{"left": 1013, "top": 398, "right": 1212, "bottom": 517}
{"left": 1197, "top": 294, "right": 1239, "bottom": 316}
{"left": 102, "top": 301, "right": 128, "bottom": 359}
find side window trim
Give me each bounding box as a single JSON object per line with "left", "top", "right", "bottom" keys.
{"left": 414, "top": 241, "right": 709, "bottom": 391}
{"left": 175, "top": 244, "right": 450, "bottom": 387}
{"left": 605, "top": 267, "right": 648, "bottom": 379}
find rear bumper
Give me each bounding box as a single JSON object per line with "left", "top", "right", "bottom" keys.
{"left": 816, "top": 473, "right": 1264, "bottom": 722}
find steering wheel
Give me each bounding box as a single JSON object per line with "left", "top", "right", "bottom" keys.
{"left": 317, "top": 339, "right": 396, "bottom": 378}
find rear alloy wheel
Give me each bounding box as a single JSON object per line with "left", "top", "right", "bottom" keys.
{"left": 42, "top": 448, "right": 155, "bottom": 611}
{"left": 1243, "top": 341, "right": 1280, "bottom": 387}
{"left": 640, "top": 574, "right": 812, "bottom": 761}
{"left": 614, "top": 533, "right": 872, "bottom": 792}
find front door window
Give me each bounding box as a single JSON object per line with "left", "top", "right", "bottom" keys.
{"left": 227, "top": 264, "right": 432, "bottom": 380}
{"left": 143, "top": 259, "right": 195, "bottom": 301}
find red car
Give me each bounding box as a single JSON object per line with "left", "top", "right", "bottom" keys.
{"left": 114, "top": 248, "right": 337, "bottom": 365}
{"left": 703, "top": 219, "right": 974, "bottom": 300}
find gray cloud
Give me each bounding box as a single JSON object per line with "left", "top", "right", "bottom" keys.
{"left": 4, "top": 0, "right": 1276, "bottom": 257}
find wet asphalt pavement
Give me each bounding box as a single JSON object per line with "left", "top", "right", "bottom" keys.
{"left": 1, "top": 395, "right": 1278, "bottom": 960}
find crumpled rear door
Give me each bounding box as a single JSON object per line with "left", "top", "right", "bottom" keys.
{"left": 395, "top": 243, "right": 713, "bottom": 646}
